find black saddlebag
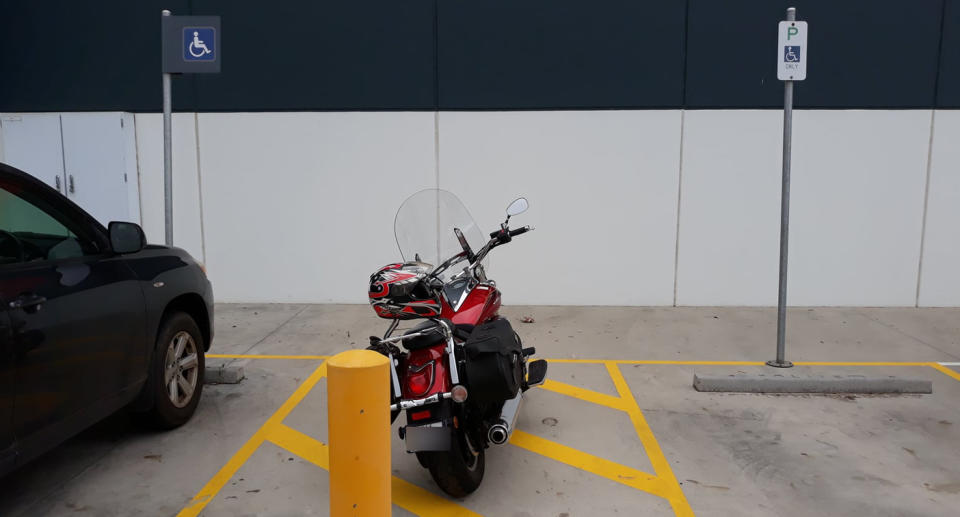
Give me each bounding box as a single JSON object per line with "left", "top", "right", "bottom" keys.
{"left": 463, "top": 318, "right": 523, "bottom": 403}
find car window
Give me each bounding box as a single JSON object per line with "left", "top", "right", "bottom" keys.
{"left": 0, "top": 184, "right": 98, "bottom": 265}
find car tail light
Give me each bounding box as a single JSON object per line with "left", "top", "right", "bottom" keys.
{"left": 406, "top": 361, "right": 435, "bottom": 397}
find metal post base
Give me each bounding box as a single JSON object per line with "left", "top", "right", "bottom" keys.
{"left": 766, "top": 359, "right": 794, "bottom": 368}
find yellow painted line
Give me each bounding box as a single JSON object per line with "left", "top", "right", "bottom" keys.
{"left": 177, "top": 362, "right": 328, "bottom": 517}
{"left": 794, "top": 361, "right": 934, "bottom": 366}
{"left": 930, "top": 363, "right": 960, "bottom": 383}
{"left": 391, "top": 477, "right": 484, "bottom": 517}
{"left": 546, "top": 359, "right": 764, "bottom": 365}
{"left": 538, "top": 378, "right": 628, "bottom": 411}
{"left": 619, "top": 360, "right": 765, "bottom": 365}
{"left": 509, "top": 429, "right": 667, "bottom": 498}
{"left": 606, "top": 362, "right": 694, "bottom": 517}
{"left": 548, "top": 359, "right": 947, "bottom": 366}
{"left": 268, "top": 421, "right": 480, "bottom": 516}
{"left": 266, "top": 423, "right": 329, "bottom": 468}
{"left": 207, "top": 353, "right": 330, "bottom": 360}
{"left": 544, "top": 358, "right": 624, "bottom": 364}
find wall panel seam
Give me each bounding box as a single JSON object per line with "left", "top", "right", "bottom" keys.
{"left": 915, "top": 109, "right": 937, "bottom": 307}
{"left": 133, "top": 115, "right": 145, "bottom": 226}
{"left": 194, "top": 112, "right": 208, "bottom": 264}
{"left": 672, "top": 110, "right": 686, "bottom": 306}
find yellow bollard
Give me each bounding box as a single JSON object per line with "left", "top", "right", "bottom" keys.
{"left": 327, "top": 349, "right": 391, "bottom": 516}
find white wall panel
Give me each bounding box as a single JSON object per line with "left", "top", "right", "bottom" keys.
{"left": 134, "top": 113, "right": 205, "bottom": 262}
{"left": 0, "top": 113, "right": 65, "bottom": 192}
{"left": 676, "top": 110, "right": 783, "bottom": 305}
{"left": 678, "top": 110, "right": 930, "bottom": 306}
{"left": 438, "top": 111, "right": 682, "bottom": 305}
{"left": 197, "top": 112, "right": 436, "bottom": 303}
{"left": 789, "top": 110, "right": 930, "bottom": 306}
{"left": 7, "top": 109, "right": 953, "bottom": 306}
{"left": 59, "top": 113, "right": 139, "bottom": 226}
{"left": 918, "top": 110, "right": 960, "bottom": 306}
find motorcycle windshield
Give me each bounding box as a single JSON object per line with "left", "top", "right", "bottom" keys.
{"left": 394, "top": 189, "right": 488, "bottom": 279}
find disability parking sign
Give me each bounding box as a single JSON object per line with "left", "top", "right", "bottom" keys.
{"left": 162, "top": 15, "right": 221, "bottom": 73}
{"left": 777, "top": 20, "right": 808, "bottom": 81}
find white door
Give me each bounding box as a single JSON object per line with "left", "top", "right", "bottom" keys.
{"left": 0, "top": 114, "right": 66, "bottom": 195}
{"left": 60, "top": 113, "right": 134, "bottom": 225}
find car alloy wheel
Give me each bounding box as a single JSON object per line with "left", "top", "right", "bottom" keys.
{"left": 164, "top": 331, "right": 200, "bottom": 408}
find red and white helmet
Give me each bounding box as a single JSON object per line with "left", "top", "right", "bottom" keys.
{"left": 368, "top": 262, "right": 441, "bottom": 319}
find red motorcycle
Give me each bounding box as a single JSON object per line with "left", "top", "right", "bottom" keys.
{"left": 366, "top": 189, "right": 548, "bottom": 497}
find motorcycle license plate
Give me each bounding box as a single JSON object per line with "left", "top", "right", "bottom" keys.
{"left": 404, "top": 424, "right": 451, "bottom": 452}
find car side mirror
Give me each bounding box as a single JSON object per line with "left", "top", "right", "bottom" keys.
{"left": 506, "top": 197, "right": 529, "bottom": 217}
{"left": 109, "top": 221, "right": 146, "bottom": 254}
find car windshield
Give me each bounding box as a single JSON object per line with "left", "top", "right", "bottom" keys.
{"left": 394, "top": 189, "right": 487, "bottom": 280}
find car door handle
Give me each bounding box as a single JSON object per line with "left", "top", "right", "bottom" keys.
{"left": 9, "top": 294, "right": 47, "bottom": 311}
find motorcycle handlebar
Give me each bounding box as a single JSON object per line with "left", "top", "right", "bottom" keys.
{"left": 489, "top": 225, "right": 532, "bottom": 239}
{"left": 509, "top": 226, "right": 530, "bottom": 237}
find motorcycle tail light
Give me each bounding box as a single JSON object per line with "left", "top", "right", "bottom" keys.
{"left": 406, "top": 361, "right": 435, "bottom": 397}
{"left": 410, "top": 409, "right": 431, "bottom": 421}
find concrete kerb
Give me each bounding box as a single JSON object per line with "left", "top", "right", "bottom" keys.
{"left": 693, "top": 372, "right": 933, "bottom": 394}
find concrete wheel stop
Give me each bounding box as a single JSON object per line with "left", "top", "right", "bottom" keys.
{"left": 693, "top": 372, "right": 932, "bottom": 394}
{"left": 205, "top": 362, "right": 245, "bottom": 384}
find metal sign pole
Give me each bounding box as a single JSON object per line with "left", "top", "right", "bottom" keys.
{"left": 768, "top": 6, "right": 797, "bottom": 368}
{"left": 162, "top": 9, "right": 174, "bottom": 246}
{"left": 159, "top": 11, "right": 219, "bottom": 247}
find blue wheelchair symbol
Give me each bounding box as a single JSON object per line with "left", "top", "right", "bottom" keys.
{"left": 784, "top": 46, "right": 800, "bottom": 63}
{"left": 184, "top": 27, "right": 215, "bottom": 61}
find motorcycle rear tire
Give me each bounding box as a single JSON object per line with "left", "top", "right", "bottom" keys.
{"left": 423, "top": 431, "right": 485, "bottom": 498}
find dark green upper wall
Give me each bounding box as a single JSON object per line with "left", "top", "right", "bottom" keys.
{"left": 436, "top": 0, "right": 686, "bottom": 109}
{"left": 1, "top": 0, "right": 957, "bottom": 111}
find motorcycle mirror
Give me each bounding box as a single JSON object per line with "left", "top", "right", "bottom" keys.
{"left": 506, "top": 197, "right": 529, "bottom": 217}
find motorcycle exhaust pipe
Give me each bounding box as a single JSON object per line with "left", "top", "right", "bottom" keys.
{"left": 488, "top": 424, "right": 508, "bottom": 445}
{"left": 487, "top": 392, "right": 522, "bottom": 445}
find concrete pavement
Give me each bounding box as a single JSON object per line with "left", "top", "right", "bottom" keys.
{"left": 2, "top": 304, "right": 959, "bottom": 516}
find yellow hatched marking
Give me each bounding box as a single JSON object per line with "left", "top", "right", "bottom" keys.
{"left": 179, "top": 360, "right": 478, "bottom": 517}
{"left": 930, "top": 363, "right": 960, "bottom": 383}
{"left": 539, "top": 378, "right": 628, "bottom": 411}
{"left": 177, "top": 362, "right": 328, "bottom": 517}
{"left": 606, "top": 362, "right": 694, "bottom": 517}
{"left": 266, "top": 422, "right": 481, "bottom": 516}
{"left": 180, "top": 352, "right": 958, "bottom": 517}
{"left": 510, "top": 429, "right": 667, "bottom": 497}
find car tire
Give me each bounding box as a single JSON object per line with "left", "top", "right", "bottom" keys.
{"left": 144, "top": 312, "right": 205, "bottom": 429}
